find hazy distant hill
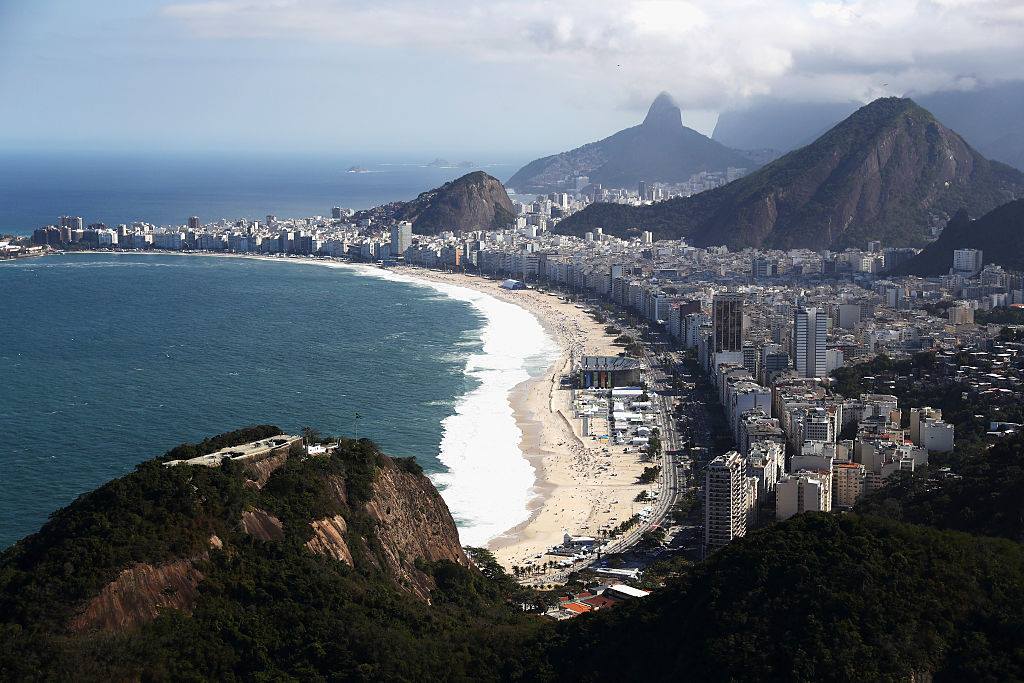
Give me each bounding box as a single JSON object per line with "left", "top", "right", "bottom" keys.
{"left": 556, "top": 98, "right": 1024, "bottom": 250}
{"left": 896, "top": 199, "right": 1024, "bottom": 276}
{"left": 506, "top": 92, "right": 752, "bottom": 193}
{"left": 714, "top": 81, "right": 1024, "bottom": 171}
{"left": 712, "top": 99, "right": 861, "bottom": 157}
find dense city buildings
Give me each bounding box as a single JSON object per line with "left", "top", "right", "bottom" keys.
{"left": 33, "top": 171, "right": 1024, "bottom": 560}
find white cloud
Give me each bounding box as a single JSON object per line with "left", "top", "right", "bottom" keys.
{"left": 162, "top": 0, "right": 1024, "bottom": 112}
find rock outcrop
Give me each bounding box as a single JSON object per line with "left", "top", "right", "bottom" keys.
{"left": 392, "top": 171, "right": 515, "bottom": 235}
{"left": 241, "top": 508, "right": 284, "bottom": 541}
{"left": 69, "top": 558, "right": 205, "bottom": 633}
{"left": 244, "top": 450, "right": 290, "bottom": 489}
{"left": 364, "top": 461, "right": 469, "bottom": 599}
{"left": 306, "top": 515, "right": 353, "bottom": 566}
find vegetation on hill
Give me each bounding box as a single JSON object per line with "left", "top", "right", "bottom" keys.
{"left": 857, "top": 431, "right": 1024, "bottom": 542}
{"left": 896, "top": 199, "right": 1024, "bottom": 276}
{"left": 4, "top": 424, "right": 1024, "bottom": 680}
{"left": 556, "top": 98, "right": 1024, "bottom": 250}
{"left": 832, "top": 351, "right": 1024, "bottom": 542}
{"left": 830, "top": 351, "right": 1024, "bottom": 445}
{"left": 395, "top": 170, "right": 515, "bottom": 234}
{"left": 0, "top": 431, "right": 546, "bottom": 680}
{"left": 547, "top": 514, "right": 1024, "bottom": 681}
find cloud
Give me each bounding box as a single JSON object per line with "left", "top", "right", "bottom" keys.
{"left": 162, "top": 0, "right": 1024, "bottom": 111}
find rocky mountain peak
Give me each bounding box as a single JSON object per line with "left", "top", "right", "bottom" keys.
{"left": 641, "top": 91, "right": 683, "bottom": 130}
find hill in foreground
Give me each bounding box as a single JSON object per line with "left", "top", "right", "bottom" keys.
{"left": 896, "top": 199, "right": 1024, "bottom": 276}
{"left": 507, "top": 92, "right": 752, "bottom": 193}
{"left": 3, "top": 427, "right": 1024, "bottom": 680}
{"left": 556, "top": 97, "right": 1024, "bottom": 250}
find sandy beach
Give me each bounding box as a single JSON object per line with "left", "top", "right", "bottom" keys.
{"left": 392, "top": 267, "right": 651, "bottom": 575}
{"left": 63, "top": 251, "right": 651, "bottom": 575}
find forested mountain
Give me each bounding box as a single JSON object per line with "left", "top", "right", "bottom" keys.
{"left": 713, "top": 81, "right": 1024, "bottom": 172}
{"left": 556, "top": 98, "right": 1024, "bottom": 250}
{"left": 896, "top": 199, "right": 1024, "bottom": 276}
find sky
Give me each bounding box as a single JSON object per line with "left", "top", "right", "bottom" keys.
{"left": 1, "top": 0, "right": 1022, "bottom": 157}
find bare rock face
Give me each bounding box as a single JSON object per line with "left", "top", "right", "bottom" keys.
{"left": 393, "top": 171, "right": 515, "bottom": 235}
{"left": 363, "top": 461, "right": 470, "bottom": 600}
{"left": 301, "top": 461, "right": 468, "bottom": 600}
{"left": 69, "top": 558, "right": 205, "bottom": 633}
{"left": 244, "top": 451, "right": 290, "bottom": 489}
{"left": 306, "top": 515, "right": 354, "bottom": 566}
{"left": 241, "top": 508, "right": 284, "bottom": 542}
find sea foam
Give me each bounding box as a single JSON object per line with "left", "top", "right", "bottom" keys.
{"left": 323, "top": 262, "right": 560, "bottom": 546}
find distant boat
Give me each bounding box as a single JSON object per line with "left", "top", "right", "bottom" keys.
{"left": 346, "top": 166, "right": 370, "bottom": 174}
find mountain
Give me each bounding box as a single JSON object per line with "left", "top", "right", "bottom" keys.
{"left": 713, "top": 81, "right": 1024, "bottom": 171}
{"left": 3, "top": 426, "right": 1024, "bottom": 679}
{"left": 556, "top": 98, "right": 1024, "bottom": 250}
{"left": 506, "top": 92, "right": 752, "bottom": 193}
{"left": 0, "top": 428, "right": 546, "bottom": 680}
{"left": 357, "top": 171, "right": 515, "bottom": 234}
{"left": 895, "top": 199, "right": 1024, "bottom": 276}
{"left": 712, "top": 99, "right": 861, "bottom": 155}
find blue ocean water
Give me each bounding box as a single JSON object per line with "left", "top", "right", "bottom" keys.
{"left": 0, "top": 253, "right": 485, "bottom": 548}
{"left": 0, "top": 152, "right": 524, "bottom": 235}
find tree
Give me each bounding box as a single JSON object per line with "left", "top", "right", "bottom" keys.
{"left": 301, "top": 425, "right": 322, "bottom": 446}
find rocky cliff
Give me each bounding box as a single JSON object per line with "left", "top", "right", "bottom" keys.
{"left": 508, "top": 92, "right": 752, "bottom": 193}
{"left": 557, "top": 98, "right": 1024, "bottom": 249}
{"left": 0, "top": 430, "right": 468, "bottom": 644}
{"left": 392, "top": 170, "right": 515, "bottom": 234}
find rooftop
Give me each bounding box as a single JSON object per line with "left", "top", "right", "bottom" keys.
{"left": 581, "top": 356, "right": 642, "bottom": 371}
{"left": 164, "top": 435, "right": 302, "bottom": 468}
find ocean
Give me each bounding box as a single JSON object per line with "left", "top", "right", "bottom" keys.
{"left": 0, "top": 253, "right": 557, "bottom": 549}
{"left": 0, "top": 151, "right": 526, "bottom": 235}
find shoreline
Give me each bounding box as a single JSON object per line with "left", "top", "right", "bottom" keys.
{"left": 388, "top": 267, "right": 651, "bottom": 574}
{"left": 49, "top": 252, "right": 651, "bottom": 572}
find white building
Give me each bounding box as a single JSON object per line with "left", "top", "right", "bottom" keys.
{"left": 920, "top": 419, "right": 955, "bottom": 452}
{"left": 704, "top": 451, "right": 748, "bottom": 553}
{"left": 390, "top": 221, "right": 414, "bottom": 258}
{"left": 794, "top": 307, "right": 827, "bottom": 378}
{"left": 776, "top": 470, "right": 832, "bottom": 520}
{"left": 952, "top": 248, "right": 983, "bottom": 276}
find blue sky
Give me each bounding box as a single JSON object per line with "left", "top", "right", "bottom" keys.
{"left": 1, "top": 1, "right": 1021, "bottom": 157}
